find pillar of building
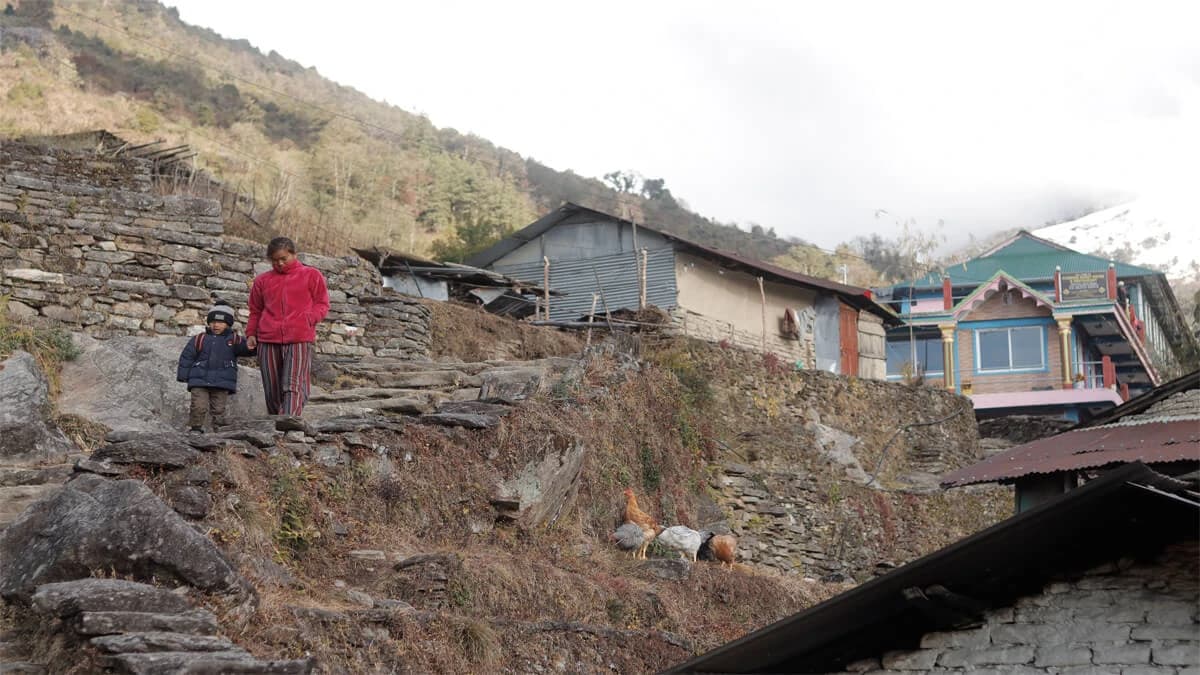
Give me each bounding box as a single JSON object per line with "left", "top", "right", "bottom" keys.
{"left": 1056, "top": 317, "right": 1073, "bottom": 389}
{"left": 939, "top": 324, "right": 956, "bottom": 391}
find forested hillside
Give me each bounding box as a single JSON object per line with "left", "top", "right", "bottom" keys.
{"left": 1, "top": 0, "right": 804, "bottom": 263}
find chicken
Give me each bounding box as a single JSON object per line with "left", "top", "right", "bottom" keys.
{"left": 622, "top": 488, "right": 658, "bottom": 559}
{"left": 609, "top": 522, "right": 644, "bottom": 552}
{"left": 655, "top": 525, "right": 704, "bottom": 562}
{"left": 709, "top": 534, "right": 737, "bottom": 569}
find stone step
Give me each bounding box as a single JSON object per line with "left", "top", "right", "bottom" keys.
{"left": 333, "top": 359, "right": 493, "bottom": 375}
{"left": 304, "top": 398, "right": 429, "bottom": 423}
{"left": 375, "top": 370, "right": 482, "bottom": 389}
{"left": 0, "top": 484, "right": 61, "bottom": 528}
{"left": 73, "top": 610, "right": 219, "bottom": 637}
{"left": 90, "top": 631, "right": 240, "bottom": 655}
{"left": 111, "top": 651, "right": 313, "bottom": 674}
{"left": 309, "top": 387, "right": 444, "bottom": 404}
{"left": 0, "top": 662, "right": 46, "bottom": 674}
{"left": 0, "top": 464, "right": 74, "bottom": 488}
{"left": 0, "top": 637, "right": 30, "bottom": 660}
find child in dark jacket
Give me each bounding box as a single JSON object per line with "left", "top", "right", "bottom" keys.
{"left": 177, "top": 300, "right": 257, "bottom": 432}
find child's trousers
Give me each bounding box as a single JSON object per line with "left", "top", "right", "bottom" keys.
{"left": 188, "top": 388, "right": 230, "bottom": 429}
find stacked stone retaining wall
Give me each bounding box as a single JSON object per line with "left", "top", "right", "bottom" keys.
{"left": 0, "top": 140, "right": 429, "bottom": 358}
{"left": 830, "top": 541, "right": 1200, "bottom": 674}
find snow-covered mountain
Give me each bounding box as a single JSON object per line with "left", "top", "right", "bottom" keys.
{"left": 1033, "top": 200, "right": 1199, "bottom": 282}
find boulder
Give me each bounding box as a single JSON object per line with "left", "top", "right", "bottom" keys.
{"left": 642, "top": 559, "right": 691, "bottom": 581}
{"left": 491, "top": 440, "right": 586, "bottom": 529}
{"left": 0, "top": 474, "right": 245, "bottom": 603}
{"left": 57, "top": 335, "right": 267, "bottom": 434}
{"left": 478, "top": 365, "right": 548, "bottom": 404}
{"left": 168, "top": 484, "right": 211, "bottom": 519}
{"left": 809, "top": 422, "right": 869, "bottom": 484}
{"left": 0, "top": 351, "right": 77, "bottom": 462}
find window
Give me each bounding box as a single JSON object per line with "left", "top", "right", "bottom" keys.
{"left": 886, "top": 335, "right": 944, "bottom": 377}
{"left": 976, "top": 325, "right": 1044, "bottom": 372}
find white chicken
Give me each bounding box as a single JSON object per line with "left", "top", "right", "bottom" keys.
{"left": 655, "top": 525, "right": 704, "bottom": 562}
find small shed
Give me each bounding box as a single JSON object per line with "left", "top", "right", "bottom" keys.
{"left": 353, "top": 247, "right": 559, "bottom": 318}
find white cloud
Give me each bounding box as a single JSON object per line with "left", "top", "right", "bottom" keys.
{"left": 168, "top": 0, "right": 1199, "bottom": 249}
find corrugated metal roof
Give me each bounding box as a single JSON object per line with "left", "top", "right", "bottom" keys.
{"left": 666, "top": 463, "right": 1198, "bottom": 673}
{"left": 940, "top": 419, "right": 1200, "bottom": 487}
{"left": 352, "top": 246, "right": 558, "bottom": 295}
{"left": 494, "top": 247, "right": 676, "bottom": 321}
{"left": 468, "top": 202, "right": 900, "bottom": 325}
{"left": 903, "top": 231, "right": 1161, "bottom": 289}
{"left": 942, "top": 371, "right": 1200, "bottom": 488}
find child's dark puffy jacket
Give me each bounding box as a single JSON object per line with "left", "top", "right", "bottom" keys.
{"left": 176, "top": 328, "right": 257, "bottom": 392}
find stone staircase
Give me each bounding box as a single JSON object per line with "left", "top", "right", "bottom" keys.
{"left": 20, "top": 579, "right": 311, "bottom": 674}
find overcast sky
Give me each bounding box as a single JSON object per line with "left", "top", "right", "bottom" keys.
{"left": 167, "top": 1, "right": 1198, "bottom": 251}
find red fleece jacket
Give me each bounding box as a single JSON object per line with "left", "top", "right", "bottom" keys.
{"left": 246, "top": 260, "right": 330, "bottom": 344}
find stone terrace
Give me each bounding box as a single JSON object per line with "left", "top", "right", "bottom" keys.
{"left": 0, "top": 139, "right": 429, "bottom": 359}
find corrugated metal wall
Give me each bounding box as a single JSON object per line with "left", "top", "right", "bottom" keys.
{"left": 495, "top": 247, "right": 677, "bottom": 320}
{"left": 814, "top": 295, "right": 841, "bottom": 372}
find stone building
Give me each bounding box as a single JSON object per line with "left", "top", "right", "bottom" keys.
{"left": 466, "top": 202, "right": 898, "bottom": 378}
{"left": 669, "top": 463, "right": 1199, "bottom": 674}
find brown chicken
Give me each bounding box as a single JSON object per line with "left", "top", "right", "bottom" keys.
{"left": 709, "top": 534, "right": 737, "bottom": 569}
{"left": 622, "top": 488, "right": 658, "bottom": 560}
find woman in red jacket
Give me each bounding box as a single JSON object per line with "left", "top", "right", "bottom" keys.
{"left": 245, "top": 237, "right": 330, "bottom": 418}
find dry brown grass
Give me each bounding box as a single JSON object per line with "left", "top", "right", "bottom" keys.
{"left": 14, "top": 336, "right": 1006, "bottom": 673}
{"left": 152, "top": 349, "right": 834, "bottom": 673}
{"left": 426, "top": 299, "right": 582, "bottom": 362}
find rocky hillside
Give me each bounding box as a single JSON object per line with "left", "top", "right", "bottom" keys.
{"left": 0, "top": 307, "right": 1011, "bottom": 673}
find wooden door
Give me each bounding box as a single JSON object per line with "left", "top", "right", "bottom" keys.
{"left": 838, "top": 302, "right": 859, "bottom": 376}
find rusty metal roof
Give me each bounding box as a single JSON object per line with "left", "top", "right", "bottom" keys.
{"left": 941, "top": 419, "right": 1200, "bottom": 487}
{"left": 942, "top": 371, "right": 1200, "bottom": 488}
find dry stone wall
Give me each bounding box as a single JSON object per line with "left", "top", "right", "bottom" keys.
{"left": 704, "top": 368, "right": 1001, "bottom": 582}
{"left": 0, "top": 140, "right": 429, "bottom": 358}
{"left": 830, "top": 541, "right": 1200, "bottom": 674}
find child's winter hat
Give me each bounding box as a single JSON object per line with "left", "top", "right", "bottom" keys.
{"left": 207, "top": 299, "right": 236, "bottom": 325}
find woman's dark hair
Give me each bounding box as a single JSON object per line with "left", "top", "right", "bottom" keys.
{"left": 266, "top": 236, "right": 297, "bottom": 256}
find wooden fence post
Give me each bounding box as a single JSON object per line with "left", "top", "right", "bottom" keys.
{"left": 758, "top": 276, "right": 767, "bottom": 353}
{"left": 542, "top": 256, "right": 551, "bottom": 321}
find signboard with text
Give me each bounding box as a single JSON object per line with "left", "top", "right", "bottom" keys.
{"left": 1061, "top": 271, "right": 1108, "bottom": 300}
